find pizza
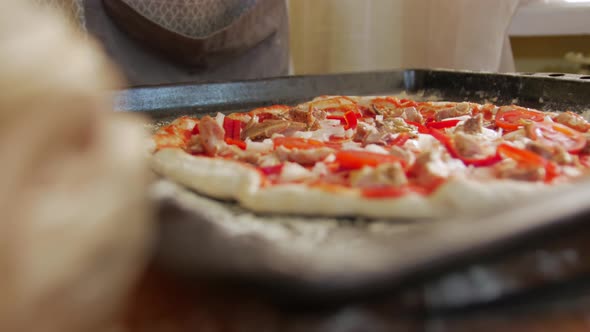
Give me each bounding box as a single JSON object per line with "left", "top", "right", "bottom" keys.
{"left": 148, "top": 95, "right": 590, "bottom": 218}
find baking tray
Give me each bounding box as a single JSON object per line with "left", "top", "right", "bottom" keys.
{"left": 115, "top": 69, "right": 590, "bottom": 311}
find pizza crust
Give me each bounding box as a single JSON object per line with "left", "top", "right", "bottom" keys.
{"left": 150, "top": 148, "right": 262, "bottom": 200}
{"left": 240, "top": 184, "right": 434, "bottom": 218}
{"left": 151, "top": 148, "right": 560, "bottom": 219}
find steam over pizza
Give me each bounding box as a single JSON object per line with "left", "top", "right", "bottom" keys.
{"left": 148, "top": 96, "right": 590, "bottom": 218}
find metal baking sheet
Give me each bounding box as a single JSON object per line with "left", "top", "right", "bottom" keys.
{"left": 115, "top": 69, "right": 590, "bottom": 311}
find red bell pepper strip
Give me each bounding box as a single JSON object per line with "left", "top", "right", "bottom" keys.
{"left": 429, "top": 128, "right": 502, "bottom": 167}
{"left": 389, "top": 133, "right": 410, "bottom": 147}
{"left": 335, "top": 150, "right": 406, "bottom": 170}
{"left": 398, "top": 98, "right": 419, "bottom": 108}
{"left": 326, "top": 115, "right": 346, "bottom": 125}
{"left": 191, "top": 123, "right": 200, "bottom": 135}
{"left": 326, "top": 111, "right": 359, "bottom": 130}
{"left": 223, "top": 117, "right": 234, "bottom": 138}
{"left": 343, "top": 111, "right": 358, "bottom": 129}
{"left": 259, "top": 164, "right": 284, "bottom": 176}
{"left": 405, "top": 120, "right": 429, "bottom": 134}
{"left": 426, "top": 119, "right": 461, "bottom": 130}
{"left": 497, "top": 143, "right": 560, "bottom": 182}
{"left": 223, "top": 117, "right": 242, "bottom": 140}
{"left": 224, "top": 138, "right": 247, "bottom": 150}
{"left": 273, "top": 137, "right": 325, "bottom": 150}
{"left": 233, "top": 120, "right": 241, "bottom": 140}
{"left": 580, "top": 155, "right": 590, "bottom": 168}
{"left": 495, "top": 107, "right": 545, "bottom": 131}
{"left": 181, "top": 130, "right": 192, "bottom": 141}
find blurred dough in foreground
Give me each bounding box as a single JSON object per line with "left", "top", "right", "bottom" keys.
{"left": 0, "top": 1, "right": 153, "bottom": 332}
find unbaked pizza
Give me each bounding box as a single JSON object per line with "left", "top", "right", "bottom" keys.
{"left": 148, "top": 96, "right": 590, "bottom": 218}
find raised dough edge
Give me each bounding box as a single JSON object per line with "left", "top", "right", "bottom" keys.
{"left": 240, "top": 178, "right": 556, "bottom": 219}
{"left": 151, "top": 148, "right": 562, "bottom": 219}
{"left": 151, "top": 148, "right": 262, "bottom": 200}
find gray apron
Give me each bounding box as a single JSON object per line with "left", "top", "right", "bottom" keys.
{"left": 82, "top": 0, "right": 289, "bottom": 86}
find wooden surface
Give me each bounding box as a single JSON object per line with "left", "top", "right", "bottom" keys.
{"left": 119, "top": 264, "right": 590, "bottom": 332}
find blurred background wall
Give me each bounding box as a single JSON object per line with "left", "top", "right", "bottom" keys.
{"left": 287, "top": 0, "right": 590, "bottom": 75}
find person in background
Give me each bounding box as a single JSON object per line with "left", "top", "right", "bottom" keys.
{"left": 289, "top": 0, "right": 538, "bottom": 75}
{"left": 32, "top": 0, "right": 290, "bottom": 86}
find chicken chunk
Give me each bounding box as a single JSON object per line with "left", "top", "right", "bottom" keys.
{"left": 187, "top": 135, "right": 204, "bottom": 154}
{"left": 409, "top": 149, "right": 457, "bottom": 186}
{"left": 526, "top": 141, "right": 573, "bottom": 165}
{"left": 380, "top": 118, "right": 414, "bottom": 134}
{"left": 350, "top": 163, "right": 408, "bottom": 188}
{"left": 198, "top": 115, "right": 226, "bottom": 155}
{"left": 554, "top": 111, "right": 588, "bottom": 132}
{"left": 435, "top": 102, "right": 472, "bottom": 121}
{"left": 496, "top": 160, "right": 545, "bottom": 182}
{"left": 454, "top": 131, "right": 484, "bottom": 158}
{"left": 401, "top": 107, "right": 423, "bottom": 123}
{"left": 461, "top": 113, "right": 484, "bottom": 134}
{"left": 289, "top": 106, "right": 327, "bottom": 130}
{"left": 390, "top": 146, "right": 415, "bottom": 166}
{"left": 353, "top": 122, "right": 383, "bottom": 145}
{"left": 241, "top": 119, "right": 306, "bottom": 141}
{"left": 275, "top": 146, "right": 334, "bottom": 165}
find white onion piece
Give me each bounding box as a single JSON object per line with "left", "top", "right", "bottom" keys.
{"left": 325, "top": 153, "right": 336, "bottom": 163}
{"left": 444, "top": 115, "right": 471, "bottom": 122}
{"left": 311, "top": 162, "right": 329, "bottom": 177}
{"left": 280, "top": 162, "right": 315, "bottom": 182}
{"left": 293, "top": 131, "right": 313, "bottom": 139}
{"left": 427, "top": 154, "right": 467, "bottom": 178}
{"left": 319, "top": 119, "right": 342, "bottom": 127}
{"left": 375, "top": 115, "right": 384, "bottom": 121}
{"left": 271, "top": 133, "right": 285, "bottom": 139}
{"left": 215, "top": 112, "right": 225, "bottom": 127}
{"left": 404, "top": 134, "right": 437, "bottom": 151}
{"left": 562, "top": 166, "right": 583, "bottom": 178}
{"left": 341, "top": 141, "right": 363, "bottom": 151}
{"left": 480, "top": 128, "right": 500, "bottom": 140}
{"left": 309, "top": 126, "right": 346, "bottom": 141}
{"left": 502, "top": 128, "right": 525, "bottom": 141}
{"left": 364, "top": 144, "right": 389, "bottom": 155}
{"left": 245, "top": 139, "right": 274, "bottom": 153}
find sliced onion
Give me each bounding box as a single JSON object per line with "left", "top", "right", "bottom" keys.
{"left": 319, "top": 119, "right": 342, "bottom": 127}
{"left": 341, "top": 141, "right": 363, "bottom": 151}
{"left": 502, "top": 128, "right": 525, "bottom": 141}
{"left": 293, "top": 131, "right": 313, "bottom": 139}
{"left": 444, "top": 115, "right": 471, "bottom": 122}
{"left": 480, "top": 128, "right": 500, "bottom": 140}
{"left": 404, "top": 134, "right": 437, "bottom": 151}
{"left": 364, "top": 144, "right": 389, "bottom": 155}
{"left": 280, "top": 162, "right": 315, "bottom": 182}
{"left": 245, "top": 138, "right": 273, "bottom": 153}
{"left": 309, "top": 126, "right": 346, "bottom": 141}
{"left": 215, "top": 112, "right": 225, "bottom": 127}
{"left": 311, "top": 162, "right": 329, "bottom": 177}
